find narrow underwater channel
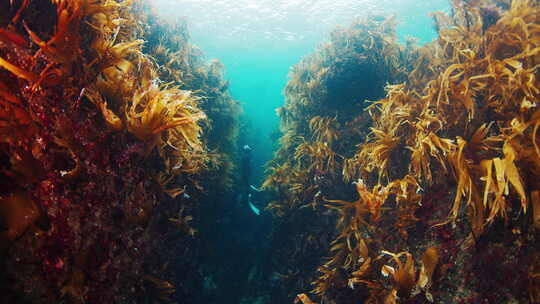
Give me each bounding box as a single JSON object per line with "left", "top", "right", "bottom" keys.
{"left": 167, "top": 1, "right": 446, "bottom": 303}
{"left": 2, "top": 1, "right": 540, "bottom": 304}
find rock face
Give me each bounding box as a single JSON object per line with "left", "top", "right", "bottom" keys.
{"left": 264, "top": 1, "right": 540, "bottom": 303}
{"left": 0, "top": 1, "right": 239, "bottom": 303}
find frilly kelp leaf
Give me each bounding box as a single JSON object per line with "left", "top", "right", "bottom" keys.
{"left": 381, "top": 250, "right": 417, "bottom": 298}
{"left": 126, "top": 84, "right": 206, "bottom": 148}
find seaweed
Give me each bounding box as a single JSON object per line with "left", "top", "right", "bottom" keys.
{"left": 263, "top": 15, "right": 417, "bottom": 303}
{"left": 0, "top": 1, "right": 240, "bottom": 303}
{"left": 266, "top": 0, "right": 540, "bottom": 303}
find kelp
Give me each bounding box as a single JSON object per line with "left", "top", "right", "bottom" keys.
{"left": 0, "top": 0, "right": 239, "bottom": 302}
{"left": 417, "top": 246, "right": 439, "bottom": 295}
{"left": 266, "top": 0, "right": 540, "bottom": 303}
{"left": 140, "top": 12, "right": 240, "bottom": 191}
{"left": 357, "top": 0, "right": 540, "bottom": 231}
{"left": 381, "top": 251, "right": 416, "bottom": 299}
{"left": 126, "top": 84, "right": 205, "bottom": 148}
{"left": 310, "top": 116, "right": 340, "bottom": 145}
{"left": 381, "top": 246, "right": 440, "bottom": 302}
{"left": 263, "top": 15, "right": 422, "bottom": 303}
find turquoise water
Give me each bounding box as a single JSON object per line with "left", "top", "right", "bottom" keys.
{"left": 151, "top": 0, "right": 451, "bottom": 183}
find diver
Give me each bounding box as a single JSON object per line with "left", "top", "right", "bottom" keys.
{"left": 240, "top": 144, "right": 263, "bottom": 215}
{"left": 241, "top": 144, "right": 252, "bottom": 196}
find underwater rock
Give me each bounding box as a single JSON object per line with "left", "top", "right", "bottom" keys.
{"left": 264, "top": 1, "right": 540, "bottom": 303}
{"left": 0, "top": 1, "right": 241, "bottom": 303}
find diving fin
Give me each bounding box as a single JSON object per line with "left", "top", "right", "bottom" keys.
{"left": 248, "top": 193, "right": 261, "bottom": 215}
{"left": 250, "top": 185, "right": 263, "bottom": 192}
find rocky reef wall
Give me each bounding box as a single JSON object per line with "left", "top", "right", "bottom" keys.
{"left": 265, "top": 1, "right": 540, "bottom": 303}
{"left": 0, "top": 1, "right": 240, "bottom": 303}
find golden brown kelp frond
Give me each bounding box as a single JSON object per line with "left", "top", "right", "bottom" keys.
{"left": 316, "top": 228, "right": 373, "bottom": 288}
{"left": 313, "top": 234, "right": 379, "bottom": 300}
{"left": 276, "top": 129, "right": 305, "bottom": 157}
{"left": 444, "top": 136, "right": 486, "bottom": 237}
{"left": 363, "top": 85, "right": 419, "bottom": 137}
{"left": 312, "top": 266, "right": 347, "bottom": 297}
{"left": 1, "top": 1, "right": 89, "bottom": 87}
{"left": 281, "top": 15, "right": 409, "bottom": 122}
{"left": 139, "top": 9, "right": 240, "bottom": 194}
{"left": 381, "top": 251, "right": 416, "bottom": 299}
{"left": 309, "top": 116, "right": 340, "bottom": 145}
{"left": 289, "top": 170, "right": 313, "bottom": 196}
{"left": 262, "top": 163, "right": 292, "bottom": 191}
{"left": 417, "top": 246, "right": 439, "bottom": 299}
{"left": 84, "top": 0, "right": 132, "bottom": 29}
{"left": 480, "top": 143, "right": 527, "bottom": 220}
{"left": 85, "top": 0, "right": 213, "bottom": 178}
{"left": 446, "top": 124, "right": 519, "bottom": 235}
{"left": 404, "top": 40, "right": 443, "bottom": 90}
{"left": 92, "top": 38, "right": 145, "bottom": 75}
{"left": 84, "top": 88, "right": 124, "bottom": 131}
{"left": 407, "top": 123, "right": 455, "bottom": 185}
{"left": 168, "top": 205, "right": 197, "bottom": 237}
{"left": 385, "top": 176, "right": 423, "bottom": 239}
{"left": 295, "top": 293, "right": 317, "bottom": 304}
{"left": 445, "top": 117, "right": 529, "bottom": 234}
{"left": 264, "top": 166, "right": 316, "bottom": 213}
{"left": 341, "top": 158, "right": 360, "bottom": 184}
{"left": 126, "top": 84, "right": 206, "bottom": 148}
{"left": 90, "top": 39, "right": 146, "bottom": 107}
{"left": 362, "top": 0, "right": 540, "bottom": 227}
{"left": 0, "top": 53, "right": 38, "bottom": 83}
{"left": 0, "top": 1, "right": 225, "bottom": 302}
{"left": 156, "top": 172, "right": 185, "bottom": 199}
{"left": 284, "top": 61, "right": 312, "bottom": 97}
{"left": 428, "top": 0, "right": 540, "bottom": 119}
{"left": 328, "top": 15, "right": 403, "bottom": 69}
{"left": 326, "top": 179, "right": 388, "bottom": 231}
{"left": 294, "top": 140, "right": 340, "bottom": 174}
{"left": 161, "top": 145, "right": 209, "bottom": 176}
{"left": 356, "top": 125, "right": 402, "bottom": 182}
{"left": 353, "top": 84, "right": 421, "bottom": 181}
{"left": 84, "top": 0, "right": 149, "bottom": 109}
{"left": 320, "top": 176, "right": 421, "bottom": 285}
{"left": 381, "top": 246, "right": 440, "bottom": 302}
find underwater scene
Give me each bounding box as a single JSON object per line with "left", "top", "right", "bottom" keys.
{"left": 2, "top": 0, "right": 540, "bottom": 303}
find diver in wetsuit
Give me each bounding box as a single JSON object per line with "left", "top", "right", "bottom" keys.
{"left": 232, "top": 145, "right": 272, "bottom": 299}
{"left": 241, "top": 144, "right": 252, "bottom": 198}
{"left": 240, "top": 145, "right": 263, "bottom": 215}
